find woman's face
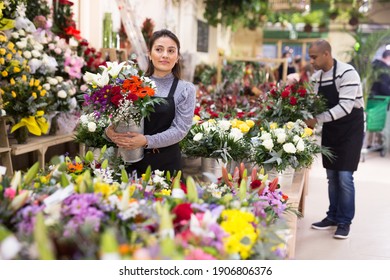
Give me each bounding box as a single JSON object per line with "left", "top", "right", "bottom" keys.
{"left": 149, "top": 36, "right": 179, "bottom": 77}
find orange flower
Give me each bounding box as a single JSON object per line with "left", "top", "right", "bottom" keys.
{"left": 137, "top": 86, "right": 155, "bottom": 97}
{"left": 67, "top": 162, "right": 84, "bottom": 173}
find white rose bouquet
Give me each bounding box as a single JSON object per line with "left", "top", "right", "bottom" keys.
{"left": 251, "top": 119, "right": 331, "bottom": 172}
{"left": 180, "top": 117, "right": 255, "bottom": 163}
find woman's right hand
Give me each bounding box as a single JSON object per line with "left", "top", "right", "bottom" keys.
{"left": 105, "top": 125, "right": 128, "bottom": 143}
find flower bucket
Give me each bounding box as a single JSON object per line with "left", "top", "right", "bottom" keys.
{"left": 201, "top": 157, "right": 230, "bottom": 183}
{"left": 114, "top": 119, "right": 144, "bottom": 163}
{"left": 266, "top": 166, "right": 295, "bottom": 190}
{"left": 182, "top": 155, "right": 202, "bottom": 178}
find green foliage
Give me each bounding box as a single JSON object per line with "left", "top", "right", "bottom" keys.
{"left": 25, "top": 0, "right": 50, "bottom": 23}
{"left": 347, "top": 29, "right": 390, "bottom": 104}
{"left": 203, "top": 0, "right": 269, "bottom": 30}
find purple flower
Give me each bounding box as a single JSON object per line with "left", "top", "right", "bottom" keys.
{"left": 16, "top": 204, "right": 45, "bottom": 235}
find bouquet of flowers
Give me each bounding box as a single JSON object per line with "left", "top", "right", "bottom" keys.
{"left": 180, "top": 117, "right": 256, "bottom": 163}
{"left": 259, "top": 81, "right": 327, "bottom": 124}
{"left": 82, "top": 60, "right": 165, "bottom": 128}
{"left": 251, "top": 119, "right": 328, "bottom": 172}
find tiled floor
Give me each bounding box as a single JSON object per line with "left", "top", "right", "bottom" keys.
{"left": 294, "top": 151, "right": 390, "bottom": 260}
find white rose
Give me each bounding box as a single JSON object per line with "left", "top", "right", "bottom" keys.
{"left": 23, "top": 50, "right": 32, "bottom": 59}
{"left": 56, "top": 76, "right": 64, "bottom": 83}
{"left": 293, "top": 135, "right": 301, "bottom": 143}
{"left": 262, "top": 139, "right": 274, "bottom": 151}
{"left": 276, "top": 132, "right": 287, "bottom": 144}
{"left": 87, "top": 122, "right": 97, "bottom": 132}
{"left": 260, "top": 132, "right": 271, "bottom": 141}
{"left": 229, "top": 127, "right": 243, "bottom": 141}
{"left": 79, "top": 115, "right": 88, "bottom": 124}
{"left": 57, "top": 90, "right": 67, "bottom": 99}
{"left": 218, "top": 120, "right": 231, "bottom": 131}
{"left": 193, "top": 132, "right": 203, "bottom": 141}
{"left": 31, "top": 49, "right": 41, "bottom": 58}
{"left": 296, "top": 139, "right": 305, "bottom": 152}
{"left": 18, "top": 29, "right": 26, "bottom": 36}
{"left": 283, "top": 142, "right": 297, "bottom": 154}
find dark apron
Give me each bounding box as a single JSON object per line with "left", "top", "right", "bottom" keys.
{"left": 127, "top": 77, "right": 182, "bottom": 177}
{"left": 319, "top": 60, "right": 364, "bottom": 171}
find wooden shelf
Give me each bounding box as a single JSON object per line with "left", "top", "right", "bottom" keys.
{"left": 10, "top": 133, "right": 76, "bottom": 169}
{"left": 0, "top": 117, "right": 13, "bottom": 176}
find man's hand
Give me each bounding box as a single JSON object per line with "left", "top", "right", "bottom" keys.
{"left": 305, "top": 118, "right": 317, "bottom": 129}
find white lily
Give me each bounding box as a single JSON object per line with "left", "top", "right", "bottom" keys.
{"left": 95, "top": 69, "right": 110, "bottom": 87}
{"left": 83, "top": 71, "right": 98, "bottom": 84}
{"left": 10, "top": 171, "right": 22, "bottom": 191}
{"left": 105, "top": 61, "right": 126, "bottom": 78}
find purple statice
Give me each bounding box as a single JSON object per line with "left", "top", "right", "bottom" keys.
{"left": 16, "top": 204, "right": 46, "bottom": 235}
{"left": 61, "top": 193, "right": 105, "bottom": 237}
{"left": 202, "top": 223, "right": 227, "bottom": 253}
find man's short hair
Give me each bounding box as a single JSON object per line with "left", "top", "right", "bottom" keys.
{"left": 382, "top": 49, "right": 390, "bottom": 59}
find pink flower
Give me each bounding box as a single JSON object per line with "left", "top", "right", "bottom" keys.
{"left": 4, "top": 188, "right": 16, "bottom": 199}
{"left": 185, "top": 248, "right": 217, "bottom": 260}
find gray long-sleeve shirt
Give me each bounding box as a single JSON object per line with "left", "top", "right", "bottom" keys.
{"left": 145, "top": 73, "right": 196, "bottom": 148}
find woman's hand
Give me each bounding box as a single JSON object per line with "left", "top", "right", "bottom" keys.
{"left": 304, "top": 118, "right": 317, "bottom": 129}
{"left": 106, "top": 126, "right": 147, "bottom": 150}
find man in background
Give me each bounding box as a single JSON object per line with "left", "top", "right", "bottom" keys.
{"left": 371, "top": 49, "right": 390, "bottom": 96}
{"left": 305, "top": 40, "right": 365, "bottom": 239}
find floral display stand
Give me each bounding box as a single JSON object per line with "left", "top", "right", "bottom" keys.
{"left": 9, "top": 133, "right": 76, "bottom": 169}
{"left": 0, "top": 117, "right": 13, "bottom": 176}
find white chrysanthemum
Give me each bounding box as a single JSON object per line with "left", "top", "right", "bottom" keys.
{"left": 42, "top": 83, "right": 51, "bottom": 90}
{"left": 87, "top": 122, "right": 97, "bottom": 132}
{"left": 262, "top": 139, "right": 274, "bottom": 151}
{"left": 16, "top": 40, "right": 27, "bottom": 49}
{"left": 57, "top": 90, "right": 67, "bottom": 99}
{"left": 48, "top": 77, "right": 58, "bottom": 85}
{"left": 18, "top": 29, "right": 26, "bottom": 36}
{"left": 31, "top": 49, "right": 41, "bottom": 58}
{"left": 193, "top": 132, "right": 203, "bottom": 141}
{"left": 11, "top": 32, "right": 19, "bottom": 39}
{"left": 283, "top": 142, "right": 297, "bottom": 154}
{"left": 22, "top": 50, "right": 31, "bottom": 59}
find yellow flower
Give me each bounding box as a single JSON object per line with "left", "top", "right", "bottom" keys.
{"left": 22, "top": 75, "right": 27, "bottom": 81}
{"left": 0, "top": 48, "right": 5, "bottom": 55}
{"left": 6, "top": 53, "right": 12, "bottom": 60}
{"left": 208, "top": 119, "right": 216, "bottom": 124}
{"left": 0, "top": 57, "right": 4, "bottom": 64}
{"left": 231, "top": 119, "right": 243, "bottom": 128}
{"left": 193, "top": 115, "right": 201, "bottom": 122}
{"left": 38, "top": 85, "right": 42, "bottom": 90}
{"left": 11, "top": 91, "right": 16, "bottom": 98}
{"left": 0, "top": 34, "right": 7, "bottom": 42}
{"left": 13, "top": 66, "right": 20, "bottom": 73}
{"left": 245, "top": 119, "right": 255, "bottom": 128}
{"left": 7, "top": 42, "right": 14, "bottom": 50}
{"left": 34, "top": 79, "right": 40, "bottom": 87}
{"left": 0, "top": 88, "right": 4, "bottom": 95}
{"left": 11, "top": 48, "right": 16, "bottom": 54}
{"left": 10, "top": 78, "right": 15, "bottom": 85}
{"left": 32, "top": 92, "right": 37, "bottom": 99}
{"left": 1, "top": 70, "right": 8, "bottom": 77}
{"left": 160, "top": 189, "right": 171, "bottom": 196}
{"left": 238, "top": 122, "right": 250, "bottom": 133}
{"left": 302, "top": 127, "right": 313, "bottom": 137}
{"left": 29, "top": 78, "right": 34, "bottom": 87}
{"left": 40, "top": 90, "right": 46, "bottom": 97}
{"left": 94, "top": 181, "right": 118, "bottom": 198}
{"left": 269, "top": 122, "right": 278, "bottom": 130}
{"left": 285, "top": 121, "right": 295, "bottom": 130}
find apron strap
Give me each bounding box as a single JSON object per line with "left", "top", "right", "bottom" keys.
{"left": 168, "top": 77, "right": 179, "bottom": 98}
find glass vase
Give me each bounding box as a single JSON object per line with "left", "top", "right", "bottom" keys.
{"left": 114, "top": 119, "right": 144, "bottom": 163}
{"left": 102, "top": 12, "right": 113, "bottom": 48}
{"left": 266, "top": 165, "right": 295, "bottom": 190}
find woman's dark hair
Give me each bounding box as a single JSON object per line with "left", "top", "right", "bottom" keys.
{"left": 144, "top": 29, "right": 181, "bottom": 79}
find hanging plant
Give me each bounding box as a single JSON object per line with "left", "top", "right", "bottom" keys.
{"left": 203, "top": 0, "right": 269, "bottom": 31}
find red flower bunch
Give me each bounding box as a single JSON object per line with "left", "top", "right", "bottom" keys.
{"left": 260, "top": 81, "right": 326, "bottom": 124}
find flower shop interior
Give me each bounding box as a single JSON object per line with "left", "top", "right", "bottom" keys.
{"left": 1, "top": 0, "right": 390, "bottom": 262}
